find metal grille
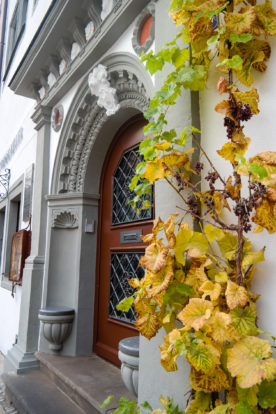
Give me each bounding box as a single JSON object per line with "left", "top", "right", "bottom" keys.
{"left": 112, "top": 146, "right": 152, "bottom": 225}
{"left": 108, "top": 252, "right": 145, "bottom": 324}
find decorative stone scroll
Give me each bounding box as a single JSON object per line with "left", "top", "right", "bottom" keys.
{"left": 88, "top": 64, "right": 119, "bottom": 116}
{"left": 101, "top": 0, "right": 113, "bottom": 20}
{"left": 51, "top": 209, "right": 79, "bottom": 229}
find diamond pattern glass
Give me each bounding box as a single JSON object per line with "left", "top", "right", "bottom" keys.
{"left": 112, "top": 146, "right": 152, "bottom": 225}
{"left": 108, "top": 252, "right": 145, "bottom": 324}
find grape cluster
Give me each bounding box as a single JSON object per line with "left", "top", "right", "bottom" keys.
{"left": 205, "top": 171, "right": 219, "bottom": 194}
{"left": 224, "top": 117, "right": 235, "bottom": 139}
{"left": 230, "top": 99, "right": 253, "bottom": 122}
{"left": 249, "top": 182, "right": 267, "bottom": 208}
{"left": 233, "top": 200, "right": 252, "bottom": 232}
{"left": 175, "top": 172, "right": 185, "bottom": 192}
{"left": 194, "top": 161, "right": 204, "bottom": 175}
{"left": 187, "top": 195, "right": 200, "bottom": 222}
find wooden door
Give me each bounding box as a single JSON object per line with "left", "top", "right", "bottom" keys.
{"left": 93, "top": 117, "right": 153, "bottom": 365}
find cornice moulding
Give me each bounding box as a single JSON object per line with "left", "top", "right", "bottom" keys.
{"left": 9, "top": 0, "right": 152, "bottom": 106}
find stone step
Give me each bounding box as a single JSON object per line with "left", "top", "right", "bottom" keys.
{"left": 2, "top": 370, "right": 86, "bottom": 414}
{"left": 2, "top": 353, "right": 135, "bottom": 414}
{"left": 36, "top": 352, "right": 135, "bottom": 414}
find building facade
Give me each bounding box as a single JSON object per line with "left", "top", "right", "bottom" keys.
{"left": 0, "top": 0, "right": 275, "bottom": 411}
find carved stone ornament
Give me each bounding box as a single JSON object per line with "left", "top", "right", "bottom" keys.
{"left": 52, "top": 209, "right": 79, "bottom": 228}
{"left": 132, "top": 3, "right": 155, "bottom": 55}
{"left": 85, "top": 21, "right": 95, "bottom": 42}
{"left": 88, "top": 64, "right": 120, "bottom": 116}
{"left": 59, "top": 59, "right": 67, "bottom": 75}
{"left": 101, "top": 0, "right": 113, "bottom": 20}
{"left": 71, "top": 42, "right": 81, "bottom": 60}
{"left": 51, "top": 105, "right": 64, "bottom": 132}
{"left": 38, "top": 86, "right": 46, "bottom": 100}
{"left": 48, "top": 72, "right": 57, "bottom": 88}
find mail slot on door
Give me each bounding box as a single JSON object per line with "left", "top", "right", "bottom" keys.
{"left": 120, "top": 229, "right": 142, "bottom": 244}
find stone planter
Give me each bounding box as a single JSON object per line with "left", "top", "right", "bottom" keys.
{"left": 118, "top": 336, "right": 139, "bottom": 396}
{"left": 38, "top": 307, "right": 75, "bottom": 352}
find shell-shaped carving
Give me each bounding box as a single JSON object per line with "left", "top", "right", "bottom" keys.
{"left": 52, "top": 210, "right": 78, "bottom": 228}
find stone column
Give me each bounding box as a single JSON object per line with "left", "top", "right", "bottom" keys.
{"left": 4, "top": 105, "right": 52, "bottom": 373}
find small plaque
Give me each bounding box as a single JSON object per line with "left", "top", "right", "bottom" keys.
{"left": 120, "top": 229, "right": 142, "bottom": 244}
{"left": 9, "top": 230, "right": 31, "bottom": 283}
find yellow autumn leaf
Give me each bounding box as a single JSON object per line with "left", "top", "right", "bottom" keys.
{"left": 217, "top": 140, "right": 250, "bottom": 164}
{"left": 153, "top": 142, "right": 171, "bottom": 151}
{"left": 226, "top": 281, "right": 248, "bottom": 310}
{"left": 256, "top": 151, "right": 276, "bottom": 166}
{"left": 215, "top": 272, "right": 229, "bottom": 283}
{"left": 214, "top": 100, "right": 233, "bottom": 119}
{"left": 161, "top": 152, "right": 193, "bottom": 171}
{"left": 242, "top": 247, "right": 265, "bottom": 267}
{"left": 190, "top": 367, "right": 231, "bottom": 393}
{"left": 204, "top": 224, "right": 225, "bottom": 243}
{"left": 253, "top": 198, "right": 276, "bottom": 234}
{"left": 144, "top": 158, "right": 170, "bottom": 183}
{"left": 217, "top": 232, "right": 238, "bottom": 260}
{"left": 163, "top": 214, "right": 178, "bottom": 248}
{"left": 147, "top": 262, "right": 174, "bottom": 298}
{"left": 227, "top": 336, "right": 276, "bottom": 388}
{"left": 135, "top": 311, "right": 160, "bottom": 340}
{"left": 140, "top": 241, "right": 169, "bottom": 273}
{"left": 232, "top": 88, "right": 260, "bottom": 114}
{"left": 160, "top": 335, "right": 178, "bottom": 372}
{"left": 174, "top": 226, "right": 208, "bottom": 266}
{"left": 187, "top": 342, "right": 220, "bottom": 373}
{"left": 234, "top": 41, "right": 267, "bottom": 86}
{"left": 225, "top": 176, "right": 241, "bottom": 199}
{"left": 232, "top": 128, "right": 249, "bottom": 145}
{"left": 209, "top": 311, "right": 240, "bottom": 343}
{"left": 199, "top": 281, "right": 221, "bottom": 302}
{"left": 225, "top": 7, "right": 257, "bottom": 34}
{"left": 255, "top": 0, "right": 276, "bottom": 36}
{"left": 178, "top": 298, "right": 213, "bottom": 331}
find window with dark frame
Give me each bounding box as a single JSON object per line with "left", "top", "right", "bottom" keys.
{"left": 4, "top": 0, "right": 28, "bottom": 78}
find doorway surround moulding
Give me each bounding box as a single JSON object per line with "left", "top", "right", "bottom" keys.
{"left": 51, "top": 52, "right": 154, "bottom": 196}
{"left": 38, "top": 52, "right": 154, "bottom": 357}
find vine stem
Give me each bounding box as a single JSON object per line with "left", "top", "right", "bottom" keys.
{"left": 192, "top": 134, "right": 226, "bottom": 185}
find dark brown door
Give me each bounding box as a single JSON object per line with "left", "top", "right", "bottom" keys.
{"left": 93, "top": 117, "right": 153, "bottom": 365}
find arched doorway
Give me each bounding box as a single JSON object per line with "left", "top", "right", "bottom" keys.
{"left": 93, "top": 116, "right": 154, "bottom": 365}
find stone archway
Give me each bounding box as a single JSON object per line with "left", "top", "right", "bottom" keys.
{"left": 39, "top": 53, "right": 153, "bottom": 357}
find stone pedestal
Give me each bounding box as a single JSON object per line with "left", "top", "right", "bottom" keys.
{"left": 38, "top": 307, "right": 75, "bottom": 352}
{"left": 118, "top": 336, "right": 139, "bottom": 397}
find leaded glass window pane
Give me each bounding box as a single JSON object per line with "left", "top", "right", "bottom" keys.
{"left": 108, "top": 252, "right": 144, "bottom": 324}
{"left": 112, "top": 146, "right": 152, "bottom": 225}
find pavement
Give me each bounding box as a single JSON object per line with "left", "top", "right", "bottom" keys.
{"left": 0, "top": 353, "right": 5, "bottom": 414}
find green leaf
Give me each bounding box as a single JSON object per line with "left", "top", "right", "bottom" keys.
{"left": 177, "top": 65, "right": 207, "bottom": 91}
{"left": 229, "top": 33, "right": 253, "bottom": 44}
{"left": 209, "top": 404, "right": 231, "bottom": 414}
{"left": 235, "top": 401, "right": 255, "bottom": 414}
{"left": 171, "top": 47, "right": 190, "bottom": 68}
{"left": 248, "top": 162, "right": 268, "bottom": 179}
{"left": 116, "top": 296, "right": 134, "bottom": 312}
{"left": 217, "top": 55, "right": 243, "bottom": 70}
{"left": 140, "top": 402, "right": 152, "bottom": 411}
{"left": 258, "top": 381, "right": 276, "bottom": 409}
{"left": 100, "top": 395, "right": 115, "bottom": 409}
{"left": 236, "top": 385, "right": 258, "bottom": 407}
{"left": 135, "top": 162, "right": 146, "bottom": 176}
{"left": 143, "top": 53, "right": 164, "bottom": 75}
{"left": 230, "top": 306, "right": 258, "bottom": 336}
{"left": 114, "top": 398, "right": 137, "bottom": 414}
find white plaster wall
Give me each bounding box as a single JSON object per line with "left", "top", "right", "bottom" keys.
{"left": 0, "top": 0, "right": 53, "bottom": 354}
{"left": 199, "top": 2, "right": 276, "bottom": 337}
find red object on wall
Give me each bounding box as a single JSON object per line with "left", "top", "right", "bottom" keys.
{"left": 139, "top": 15, "right": 153, "bottom": 46}
{"left": 9, "top": 229, "right": 31, "bottom": 283}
